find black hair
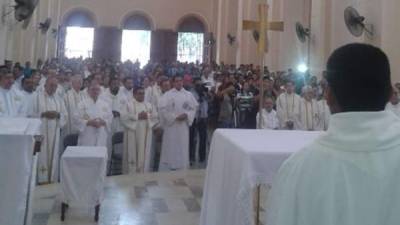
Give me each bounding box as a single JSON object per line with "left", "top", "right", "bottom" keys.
{"left": 326, "top": 43, "right": 391, "bottom": 112}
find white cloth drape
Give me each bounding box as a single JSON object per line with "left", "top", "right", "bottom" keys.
{"left": 200, "top": 129, "right": 323, "bottom": 225}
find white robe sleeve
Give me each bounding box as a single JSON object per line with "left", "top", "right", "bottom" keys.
{"left": 58, "top": 98, "right": 68, "bottom": 128}
{"left": 158, "top": 95, "right": 177, "bottom": 127}
{"left": 74, "top": 101, "right": 89, "bottom": 133}
{"left": 120, "top": 101, "right": 138, "bottom": 131}
{"left": 276, "top": 94, "right": 286, "bottom": 128}
{"left": 102, "top": 102, "right": 113, "bottom": 133}
{"left": 185, "top": 92, "right": 199, "bottom": 126}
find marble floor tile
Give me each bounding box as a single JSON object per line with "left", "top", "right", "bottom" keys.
{"left": 32, "top": 169, "right": 205, "bottom": 225}
{"left": 156, "top": 212, "right": 200, "bottom": 225}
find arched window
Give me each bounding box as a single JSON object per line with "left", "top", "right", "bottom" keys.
{"left": 177, "top": 16, "right": 206, "bottom": 63}
{"left": 121, "top": 13, "right": 153, "bottom": 68}
{"left": 63, "top": 10, "right": 96, "bottom": 59}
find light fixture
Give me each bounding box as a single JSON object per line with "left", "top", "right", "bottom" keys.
{"left": 297, "top": 63, "right": 308, "bottom": 73}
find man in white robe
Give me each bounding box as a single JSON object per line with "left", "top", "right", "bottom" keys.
{"left": 299, "top": 86, "right": 320, "bottom": 131}
{"left": 31, "top": 76, "right": 67, "bottom": 184}
{"left": 266, "top": 43, "right": 400, "bottom": 225}
{"left": 0, "top": 67, "right": 26, "bottom": 117}
{"left": 159, "top": 76, "right": 198, "bottom": 171}
{"left": 100, "top": 77, "right": 126, "bottom": 133}
{"left": 317, "top": 97, "right": 330, "bottom": 130}
{"left": 64, "top": 75, "right": 84, "bottom": 134}
{"left": 276, "top": 80, "right": 301, "bottom": 130}
{"left": 121, "top": 87, "right": 158, "bottom": 174}
{"left": 385, "top": 89, "right": 400, "bottom": 117}
{"left": 75, "top": 81, "right": 113, "bottom": 147}
{"left": 120, "top": 77, "right": 134, "bottom": 101}
{"left": 256, "top": 97, "right": 279, "bottom": 129}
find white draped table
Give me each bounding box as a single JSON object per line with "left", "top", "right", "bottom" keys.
{"left": 200, "top": 129, "right": 323, "bottom": 225}
{"left": 0, "top": 118, "right": 41, "bottom": 225}
{"left": 60, "top": 146, "right": 108, "bottom": 209}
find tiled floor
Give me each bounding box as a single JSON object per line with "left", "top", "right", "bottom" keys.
{"left": 32, "top": 170, "right": 205, "bottom": 225}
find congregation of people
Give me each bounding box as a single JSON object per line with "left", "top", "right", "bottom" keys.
{"left": 1, "top": 57, "right": 400, "bottom": 184}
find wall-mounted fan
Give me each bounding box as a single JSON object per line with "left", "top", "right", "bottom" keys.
{"left": 14, "top": 0, "right": 39, "bottom": 29}
{"left": 227, "top": 33, "right": 236, "bottom": 46}
{"left": 39, "top": 18, "right": 51, "bottom": 33}
{"left": 295, "top": 22, "right": 310, "bottom": 43}
{"left": 344, "top": 6, "right": 373, "bottom": 37}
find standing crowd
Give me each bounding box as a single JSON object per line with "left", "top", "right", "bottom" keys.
{"left": 1, "top": 57, "right": 400, "bottom": 184}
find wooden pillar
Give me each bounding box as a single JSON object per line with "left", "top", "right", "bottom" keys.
{"left": 150, "top": 29, "right": 178, "bottom": 63}
{"left": 92, "top": 26, "right": 122, "bottom": 62}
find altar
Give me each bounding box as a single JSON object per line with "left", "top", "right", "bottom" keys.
{"left": 200, "top": 129, "right": 323, "bottom": 225}
{"left": 0, "top": 118, "right": 41, "bottom": 225}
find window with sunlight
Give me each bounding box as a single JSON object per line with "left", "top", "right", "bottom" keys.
{"left": 121, "top": 30, "right": 151, "bottom": 68}
{"left": 65, "top": 26, "right": 94, "bottom": 59}
{"left": 177, "top": 32, "right": 204, "bottom": 63}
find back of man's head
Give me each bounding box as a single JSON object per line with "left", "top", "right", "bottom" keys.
{"left": 326, "top": 43, "right": 391, "bottom": 112}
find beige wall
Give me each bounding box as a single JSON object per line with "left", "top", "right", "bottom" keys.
{"left": 60, "top": 0, "right": 215, "bottom": 31}
{"left": 1, "top": 0, "right": 399, "bottom": 82}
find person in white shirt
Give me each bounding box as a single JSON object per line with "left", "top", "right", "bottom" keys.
{"left": 74, "top": 80, "right": 113, "bottom": 147}
{"left": 256, "top": 97, "right": 279, "bottom": 129}
{"left": 159, "top": 76, "right": 198, "bottom": 171}
{"left": 385, "top": 88, "right": 400, "bottom": 117}
{"left": 299, "top": 86, "right": 320, "bottom": 131}
{"left": 0, "top": 67, "right": 26, "bottom": 117}
{"left": 266, "top": 43, "right": 400, "bottom": 225}
{"left": 276, "top": 80, "right": 301, "bottom": 130}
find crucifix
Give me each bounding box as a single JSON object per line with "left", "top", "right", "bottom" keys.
{"left": 242, "top": 4, "right": 284, "bottom": 225}
{"left": 242, "top": 3, "right": 284, "bottom": 129}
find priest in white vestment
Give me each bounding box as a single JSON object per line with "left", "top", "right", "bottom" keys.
{"left": 120, "top": 77, "right": 134, "bottom": 101}
{"left": 64, "top": 75, "right": 84, "bottom": 134}
{"left": 75, "top": 81, "right": 113, "bottom": 147}
{"left": 31, "top": 76, "right": 67, "bottom": 183}
{"left": 256, "top": 97, "right": 279, "bottom": 129}
{"left": 317, "top": 98, "right": 330, "bottom": 130}
{"left": 276, "top": 80, "right": 301, "bottom": 130}
{"left": 121, "top": 87, "right": 158, "bottom": 174}
{"left": 0, "top": 67, "right": 26, "bottom": 117}
{"left": 299, "top": 86, "right": 320, "bottom": 131}
{"left": 100, "top": 77, "right": 126, "bottom": 133}
{"left": 385, "top": 89, "right": 400, "bottom": 117}
{"left": 266, "top": 43, "right": 400, "bottom": 225}
{"left": 159, "top": 76, "right": 198, "bottom": 171}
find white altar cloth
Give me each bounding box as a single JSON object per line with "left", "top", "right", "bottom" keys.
{"left": 61, "top": 146, "right": 108, "bottom": 207}
{"left": 0, "top": 118, "right": 41, "bottom": 225}
{"left": 200, "top": 129, "right": 323, "bottom": 225}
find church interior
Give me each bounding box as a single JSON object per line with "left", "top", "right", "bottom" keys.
{"left": 1, "top": 0, "right": 400, "bottom": 225}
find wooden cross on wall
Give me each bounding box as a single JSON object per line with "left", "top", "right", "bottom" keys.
{"left": 242, "top": 3, "right": 284, "bottom": 54}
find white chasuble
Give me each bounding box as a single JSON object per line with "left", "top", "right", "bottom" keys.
{"left": 266, "top": 111, "right": 400, "bottom": 225}
{"left": 385, "top": 102, "right": 400, "bottom": 118}
{"left": 159, "top": 88, "right": 198, "bottom": 171}
{"left": 276, "top": 92, "right": 302, "bottom": 129}
{"left": 299, "top": 99, "right": 320, "bottom": 131}
{"left": 75, "top": 97, "right": 113, "bottom": 147}
{"left": 64, "top": 89, "right": 85, "bottom": 134}
{"left": 121, "top": 99, "right": 158, "bottom": 174}
{"left": 32, "top": 91, "right": 67, "bottom": 183}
